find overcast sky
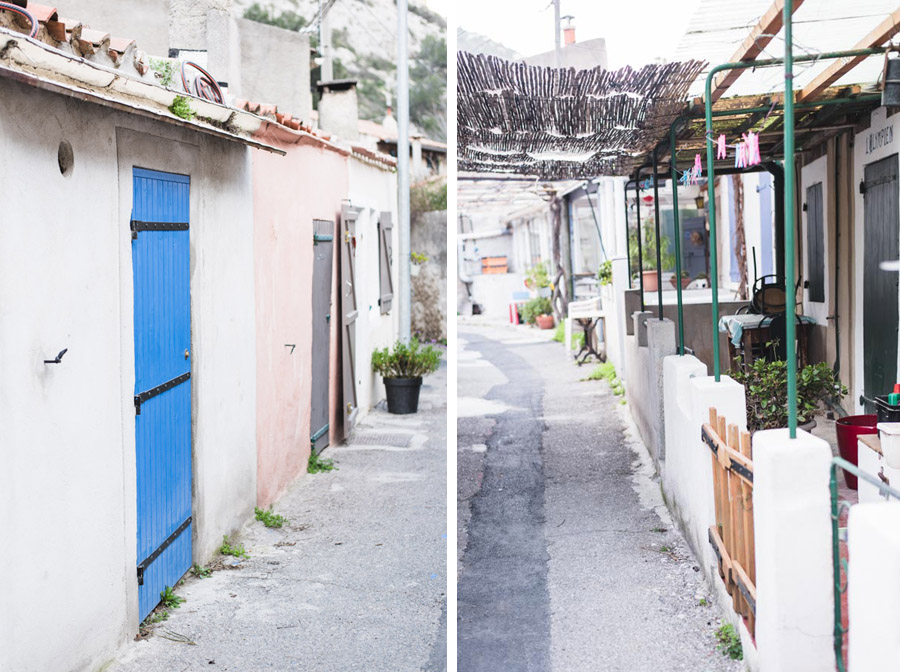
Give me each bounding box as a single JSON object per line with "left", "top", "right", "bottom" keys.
{"left": 456, "top": 0, "right": 704, "bottom": 68}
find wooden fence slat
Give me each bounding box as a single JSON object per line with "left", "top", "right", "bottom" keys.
{"left": 704, "top": 409, "right": 756, "bottom": 638}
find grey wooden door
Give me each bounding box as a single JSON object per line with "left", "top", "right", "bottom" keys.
{"left": 340, "top": 205, "right": 360, "bottom": 435}
{"left": 863, "top": 154, "right": 900, "bottom": 411}
{"left": 311, "top": 219, "right": 334, "bottom": 454}
{"left": 681, "top": 216, "right": 708, "bottom": 278}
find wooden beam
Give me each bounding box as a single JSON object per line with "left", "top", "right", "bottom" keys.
{"left": 710, "top": 0, "right": 806, "bottom": 103}
{"left": 798, "top": 7, "right": 900, "bottom": 102}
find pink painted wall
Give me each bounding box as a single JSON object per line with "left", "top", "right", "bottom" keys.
{"left": 252, "top": 126, "right": 349, "bottom": 508}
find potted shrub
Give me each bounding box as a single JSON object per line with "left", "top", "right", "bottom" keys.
{"left": 669, "top": 270, "right": 691, "bottom": 289}
{"left": 628, "top": 225, "right": 676, "bottom": 293}
{"left": 522, "top": 296, "right": 553, "bottom": 329}
{"left": 372, "top": 338, "right": 441, "bottom": 414}
{"left": 729, "top": 356, "right": 847, "bottom": 433}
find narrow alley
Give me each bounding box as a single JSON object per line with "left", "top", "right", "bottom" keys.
{"left": 110, "top": 363, "right": 448, "bottom": 672}
{"left": 457, "top": 322, "right": 742, "bottom": 672}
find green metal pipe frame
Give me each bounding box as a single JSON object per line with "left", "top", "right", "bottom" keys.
{"left": 703, "top": 45, "right": 886, "bottom": 389}
{"left": 667, "top": 95, "right": 878, "bottom": 357}
{"left": 830, "top": 457, "right": 900, "bottom": 671}
{"left": 651, "top": 149, "right": 664, "bottom": 320}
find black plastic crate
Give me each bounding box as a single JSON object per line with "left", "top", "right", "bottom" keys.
{"left": 875, "top": 395, "right": 900, "bottom": 423}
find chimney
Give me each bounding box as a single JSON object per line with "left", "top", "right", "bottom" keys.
{"left": 562, "top": 15, "right": 575, "bottom": 46}
{"left": 316, "top": 79, "right": 360, "bottom": 141}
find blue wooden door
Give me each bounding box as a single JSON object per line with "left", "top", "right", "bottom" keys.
{"left": 131, "top": 168, "right": 192, "bottom": 621}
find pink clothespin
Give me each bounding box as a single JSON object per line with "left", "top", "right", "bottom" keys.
{"left": 692, "top": 154, "right": 702, "bottom": 185}
{"left": 716, "top": 134, "right": 727, "bottom": 160}
{"left": 744, "top": 132, "right": 761, "bottom": 165}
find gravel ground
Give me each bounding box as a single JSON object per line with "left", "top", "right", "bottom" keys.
{"left": 109, "top": 362, "right": 447, "bottom": 672}
{"left": 457, "top": 322, "right": 746, "bottom": 672}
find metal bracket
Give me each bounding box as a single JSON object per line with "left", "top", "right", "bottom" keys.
{"left": 134, "top": 372, "right": 190, "bottom": 415}
{"left": 131, "top": 220, "right": 190, "bottom": 239}
{"left": 137, "top": 516, "right": 192, "bottom": 586}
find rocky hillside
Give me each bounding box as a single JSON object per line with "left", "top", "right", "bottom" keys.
{"left": 237, "top": 0, "right": 446, "bottom": 140}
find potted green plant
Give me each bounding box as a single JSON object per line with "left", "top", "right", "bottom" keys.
{"left": 524, "top": 261, "right": 551, "bottom": 291}
{"left": 669, "top": 270, "right": 691, "bottom": 289}
{"left": 628, "top": 225, "right": 676, "bottom": 292}
{"left": 372, "top": 338, "right": 442, "bottom": 414}
{"left": 729, "top": 356, "right": 847, "bottom": 433}
{"left": 522, "top": 296, "right": 554, "bottom": 329}
{"left": 597, "top": 260, "right": 613, "bottom": 286}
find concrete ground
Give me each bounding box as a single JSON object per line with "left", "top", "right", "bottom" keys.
{"left": 457, "top": 320, "right": 744, "bottom": 672}
{"left": 110, "top": 362, "right": 447, "bottom": 672}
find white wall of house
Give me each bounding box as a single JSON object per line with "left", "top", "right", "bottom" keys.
{"left": 348, "top": 157, "right": 399, "bottom": 417}
{"left": 800, "top": 156, "right": 830, "bottom": 326}
{"left": 853, "top": 106, "right": 900, "bottom": 412}
{"left": 0, "top": 78, "right": 257, "bottom": 671}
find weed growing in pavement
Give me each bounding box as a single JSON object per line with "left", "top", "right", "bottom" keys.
{"left": 255, "top": 506, "right": 288, "bottom": 528}
{"left": 715, "top": 623, "right": 743, "bottom": 660}
{"left": 659, "top": 545, "right": 672, "bottom": 553}
{"left": 220, "top": 535, "right": 250, "bottom": 559}
{"left": 190, "top": 563, "right": 212, "bottom": 578}
{"left": 308, "top": 452, "right": 336, "bottom": 474}
{"left": 143, "top": 609, "right": 170, "bottom": 627}
{"left": 583, "top": 361, "right": 625, "bottom": 396}
{"left": 159, "top": 586, "right": 184, "bottom": 609}
{"left": 699, "top": 598, "right": 709, "bottom": 607}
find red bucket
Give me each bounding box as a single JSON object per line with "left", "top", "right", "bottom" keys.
{"left": 835, "top": 414, "right": 878, "bottom": 490}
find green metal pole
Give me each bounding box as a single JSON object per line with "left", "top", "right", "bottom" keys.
{"left": 704, "top": 74, "right": 722, "bottom": 381}
{"left": 670, "top": 121, "right": 685, "bottom": 355}
{"left": 702, "top": 50, "right": 884, "bottom": 383}
{"left": 652, "top": 149, "right": 664, "bottom": 320}
{"left": 830, "top": 464, "right": 845, "bottom": 672}
{"left": 784, "top": 0, "right": 797, "bottom": 438}
{"left": 635, "top": 173, "right": 645, "bottom": 312}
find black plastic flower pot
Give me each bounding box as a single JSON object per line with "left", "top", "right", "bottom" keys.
{"left": 383, "top": 376, "right": 423, "bottom": 414}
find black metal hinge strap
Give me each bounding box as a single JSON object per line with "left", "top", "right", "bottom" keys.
{"left": 134, "top": 372, "right": 190, "bottom": 415}
{"left": 136, "top": 516, "right": 192, "bottom": 586}
{"left": 131, "top": 220, "right": 190, "bottom": 232}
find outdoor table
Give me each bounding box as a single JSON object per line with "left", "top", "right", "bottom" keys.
{"left": 566, "top": 297, "right": 605, "bottom": 364}
{"left": 718, "top": 313, "right": 815, "bottom": 370}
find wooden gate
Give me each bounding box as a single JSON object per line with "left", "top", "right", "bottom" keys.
{"left": 311, "top": 219, "right": 334, "bottom": 453}
{"left": 340, "top": 204, "right": 360, "bottom": 436}
{"left": 702, "top": 408, "right": 756, "bottom": 637}
{"left": 862, "top": 154, "right": 899, "bottom": 412}
{"left": 131, "top": 168, "right": 193, "bottom": 621}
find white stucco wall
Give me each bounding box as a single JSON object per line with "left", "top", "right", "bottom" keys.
{"left": 348, "top": 158, "right": 398, "bottom": 417}
{"left": 853, "top": 107, "right": 900, "bottom": 412}
{"left": 0, "top": 77, "right": 256, "bottom": 671}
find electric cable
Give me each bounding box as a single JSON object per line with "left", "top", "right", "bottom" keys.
{"left": 180, "top": 61, "right": 224, "bottom": 105}
{"left": 0, "top": 2, "right": 38, "bottom": 38}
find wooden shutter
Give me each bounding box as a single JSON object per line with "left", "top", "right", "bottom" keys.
{"left": 806, "top": 182, "right": 825, "bottom": 303}
{"left": 340, "top": 204, "right": 360, "bottom": 434}
{"left": 378, "top": 212, "right": 394, "bottom": 315}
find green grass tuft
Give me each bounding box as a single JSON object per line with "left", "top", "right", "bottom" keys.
{"left": 255, "top": 506, "right": 288, "bottom": 528}
{"left": 159, "top": 585, "right": 184, "bottom": 609}
{"left": 308, "top": 452, "right": 336, "bottom": 474}
{"left": 715, "top": 623, "right": 743, "bottom": 660}
{"left": 220, "top": 535, "right": 249, "bottom": 559}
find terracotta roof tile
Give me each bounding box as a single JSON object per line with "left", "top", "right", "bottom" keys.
{"left": 25, "top": 2, "right": 58, "bottom": 24}
{"left": 58, "top": 17, "right": 81, "bottom": 32}
{"left": 108, "top": 36, "right": 134, "bottom": 54}
{"left": 44, "top": 19, "right": 64, "bottom": 41}
{"left": 79, "top": 27, "right": 109, "bottom": 46}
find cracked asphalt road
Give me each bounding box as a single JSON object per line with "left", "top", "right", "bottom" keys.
{"left": 457, "top": 322, "right": 744, "bottom": 672}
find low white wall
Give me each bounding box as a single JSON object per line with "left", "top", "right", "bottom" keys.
{"left": 848, "top": 502, "right": 900, "bottom": 669}
{"left": 754, "top": 428, "right": 834, "bottom": 671}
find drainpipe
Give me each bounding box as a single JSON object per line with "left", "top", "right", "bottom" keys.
{"left": 784, "top": 0, "right": 797, "bottom": 436}
{"left": 703, "top": 49, "right": 885, "bottom": 381}
{"left": 634, "top": 170, "right": 645, "bottom": 311}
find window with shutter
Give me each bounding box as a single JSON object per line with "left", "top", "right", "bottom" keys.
{"left": 806, "top": 182, "right": 825, "bottom": 303}
{"left": 378, "top": 212, "right": 394, "bottom": 315}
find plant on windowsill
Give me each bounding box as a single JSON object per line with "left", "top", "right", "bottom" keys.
{"left": 669, "top": 270, "right": 691, "bottom": 289}
{"left": 372, "top": 338, "right": 442, "bottom": 414}
{"left": 524, "top": 261, "right": 551, "bottom": 292}
{"left": 628, "top": 225, "right": 676, "bottom": 293}
{"left": 728, "top": 354, "right": 847, "bottom": 433}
